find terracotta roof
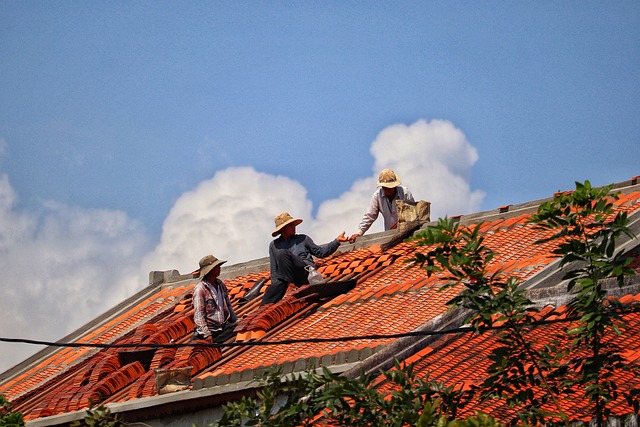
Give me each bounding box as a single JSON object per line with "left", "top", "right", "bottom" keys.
{"left": 374, "top": 293, "right": 640, "bottom": 423}
{"left": 1, "top": 178, "right": 639, "bottom": 424}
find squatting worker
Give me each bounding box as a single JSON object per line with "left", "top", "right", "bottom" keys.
{"left": 349, "top": 168, "right": 415, "bottom": 242}
{"left": 192, "top": 255, "right": 238, "bottom": 343}
{"left": 262, "top": 212, "right": 349, "bottom": 306}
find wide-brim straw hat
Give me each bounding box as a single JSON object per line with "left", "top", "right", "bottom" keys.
{"left": 272, "top": 212, "right": 303, "bottom": 237}
{"left": 194, "top": 255, "right": 227, "bottom": 278}
{"left": 376, "top": 168, "right": 402, "bottom": 188}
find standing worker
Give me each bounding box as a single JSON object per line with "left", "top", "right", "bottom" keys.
{"left": 349, "top": 168, "right": 415, "bottom": 242}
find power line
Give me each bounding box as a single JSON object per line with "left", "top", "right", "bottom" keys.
{"left": 0, "top": 315, "right": 586, "bottom": 351}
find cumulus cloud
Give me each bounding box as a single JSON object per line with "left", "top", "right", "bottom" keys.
{"left": 0, "top": 172, "right": 150, "bottom": 372}
{"left": 310, "top": 118, "right": 485, "bottom": 242}
{"left": 0, "top": 119, "right": 484, "bottom": 373}
{"left": 372, "top": 119, "right": 485, "bottom": 218}
{"left": 145, "top": 118, "right": 485, "bottom": 270}
{"left": 141, "top": 167, "right": 312, "bottom": 273}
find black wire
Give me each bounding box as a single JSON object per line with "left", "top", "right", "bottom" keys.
{"left": 0, "top": 315, "right": 585, "bottom": 350}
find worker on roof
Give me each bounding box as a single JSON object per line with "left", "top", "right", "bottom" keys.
{"left": 191, "top": 254, "right": 238, "bottom": 343}
{"left": 262, "top": 212, "right": 349, "bottom": 305}
{"left": 349, "top": 168, "right": 415, "bottom": 242}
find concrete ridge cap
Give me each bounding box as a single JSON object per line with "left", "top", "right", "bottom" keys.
{"left": 526, "top": 275, "right": 640, "bottom": 304}
{"left": 612, "top": 179, "right": 640, "bottom": 193}
{"left": 416, "top": 180, "right": 640, "bottom": 231}
{"left": 160, "top": 232, "right": 404, "bottom": 283}
{"left": 220, "top": 231, "right": 402, "bottom": 276}
{"left": 524, "top": 231, "right": 640, "bottom": 293}
{"left": 427, "top": 199, "right": 546, "bottom": 229}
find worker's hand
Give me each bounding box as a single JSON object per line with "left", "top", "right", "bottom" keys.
{"left": 348, "top": 232, "right": 362, "bottom": 243}
{"left": 336, "top": 231, "right": 349, "bottom": 243}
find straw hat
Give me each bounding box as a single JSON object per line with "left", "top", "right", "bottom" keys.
{"left": 376, "top": 168, "right": 402, "bottom": 188}
{"left": 272, "top": 212, "right": 303, "bottom": 237}
{"left": 196, "top": 255, "right": 227, "bottom": 278}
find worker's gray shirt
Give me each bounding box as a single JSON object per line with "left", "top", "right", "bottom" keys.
{"left": 269, "top": 234, "right": 340, "bottom": 280}
{"left": 358, "top": 186, "right": 415, "bottom": 234}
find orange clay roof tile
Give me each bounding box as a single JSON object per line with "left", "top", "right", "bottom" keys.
{"left": 321, "top": 264, "right": 337, "bottom": 275}
{"left": 375, "top": 293, "right": 640, "bottom": 423}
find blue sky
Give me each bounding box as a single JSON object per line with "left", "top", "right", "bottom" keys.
{"left": 1, "top": 2, "right": 639, "bottom": 371}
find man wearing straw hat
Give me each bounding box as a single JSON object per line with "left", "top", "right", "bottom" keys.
{"left": 192, "top": 254, "right": 238, "bottom": 343}
{"left": 261, "top": 212, "right": 349, "bottom": 306}
{"left": 349, "top": 168, "right": 415, "bottom": 242}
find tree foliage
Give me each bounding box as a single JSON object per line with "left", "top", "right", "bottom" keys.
{"left": 214, "top": 363, "right": 495, "bottom": 427}
{"left": 409, "top": 217, "right": 568, "bottom": 426}
{"left": 408, "top": 180, "right": 639, "bottom": 426}
{"left": 0, "top": 395, "right": 24, "bottom": 427}
{"left": 70, "top": 404, "right": 125, "bottom": 427}
{"left": 529, "top": 180, "right": 638, "bottom": 426}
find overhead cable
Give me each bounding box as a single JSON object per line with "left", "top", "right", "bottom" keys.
{"left": 0, "top": 315, "right": 589, "bottom": 351}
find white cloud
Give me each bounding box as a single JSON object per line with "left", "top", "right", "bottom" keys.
{"left": 310, "top": 118, "right": 485, "bottom": 242}
{"left": 141, "top": 167, "right": 312, "bottom": 273}
{"left": 0, "top": 172, "right": 150, "bottom": 372}
{"left": 0, "top": 119, "right": 484, "bottom": 373}
{"left": 146, "top": 119, "right": 485, "bottom": 269}
{"left": 371, "top": 119, "right": 485, "bottom": 220}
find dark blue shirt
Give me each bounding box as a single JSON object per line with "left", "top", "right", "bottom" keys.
{"left": 269, "top": 234, "right": 340, "bottom": 279}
